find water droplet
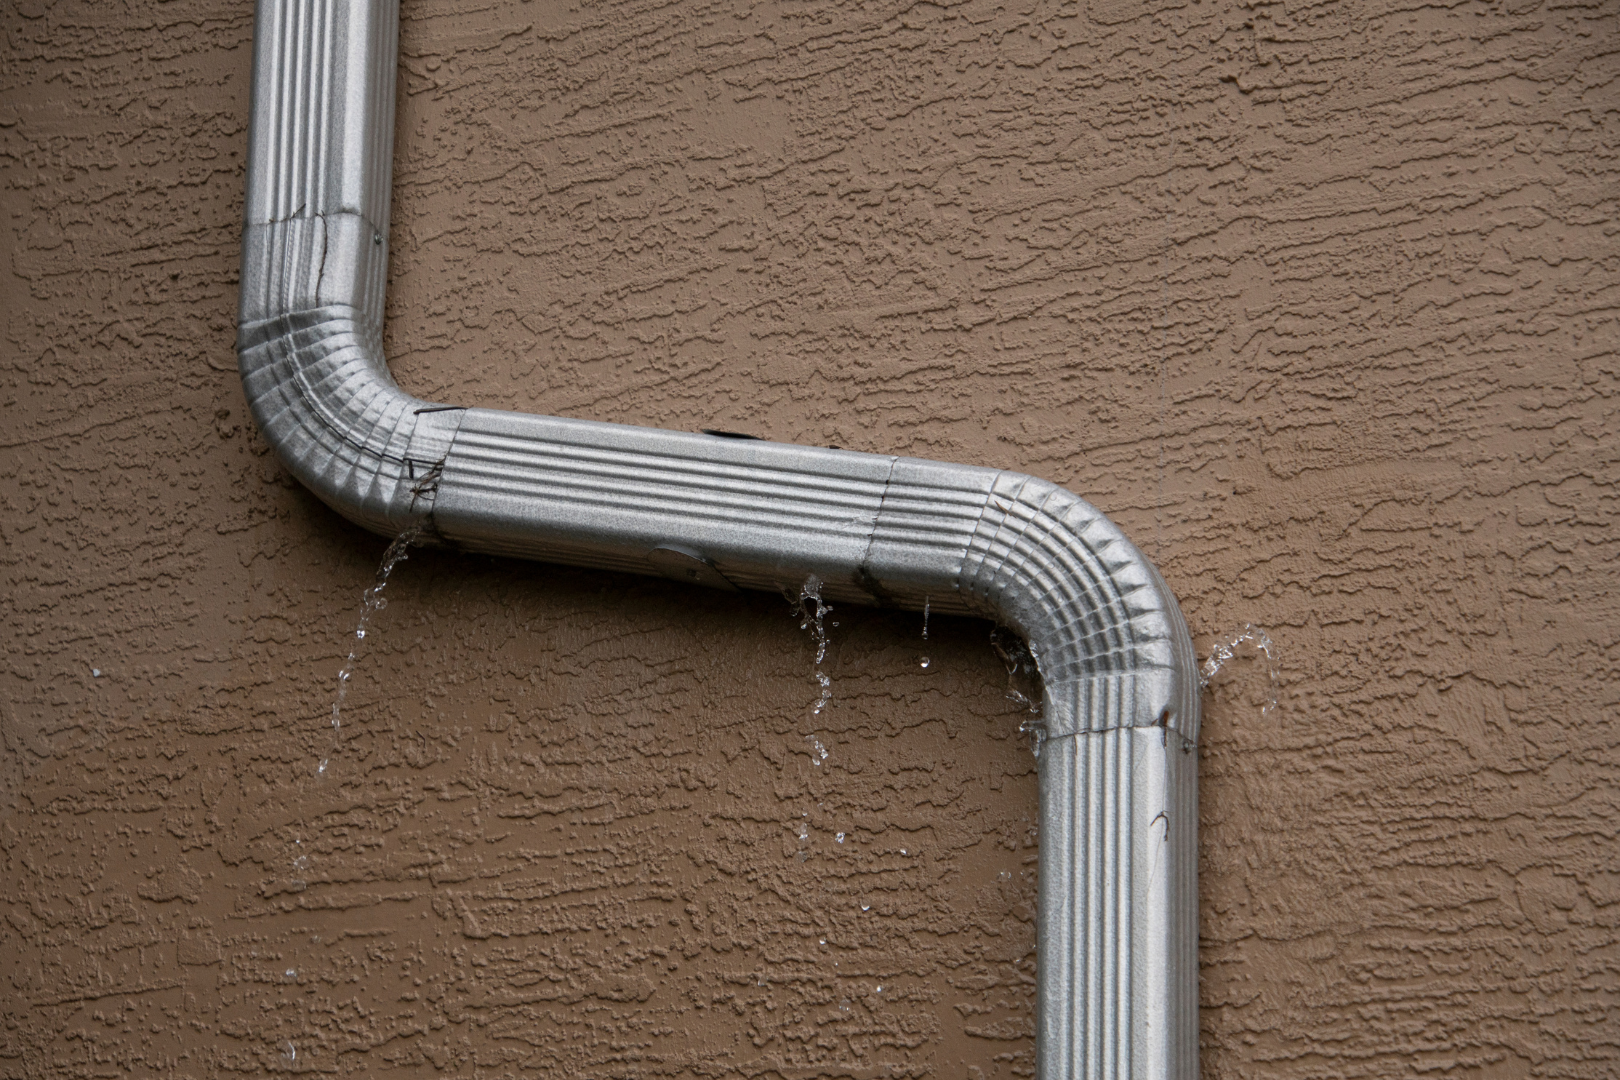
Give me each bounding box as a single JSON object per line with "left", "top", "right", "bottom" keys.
{"left": 283, "top": 1042, "right": 296, "bottom": 1063}
{"left": 820, "top": 939, "right": 826, "bottom": 945}
{"left": 861, "top": 903, "right": 870, "bottom": 912}
{"left": 918, "top": 656, "right": 930, "bottom": 669}
{"left": 285, "top": 968, "right": 297, "bottom": 978}
{"left": 1019, "top": 712, "right": 1047, "bottom": 758}
{"left": 900, "top": 849, "right": 907, "bottom": 855}
{"left": 836, "top": 832, "right": 845, "bottom": 843}
{"left": 876, "top": 985, "right": 883, "bottom": 993}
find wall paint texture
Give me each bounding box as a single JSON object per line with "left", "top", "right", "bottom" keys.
{"left": 2, "top": 0, "right": 1617, "bottom": 1077}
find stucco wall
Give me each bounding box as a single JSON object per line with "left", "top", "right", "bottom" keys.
{"left": 3, "top": 0, "right": 1617, "bottom": 1076}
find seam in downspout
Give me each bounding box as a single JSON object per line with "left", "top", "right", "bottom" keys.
{"left": 854, "top": 455, "right": 901, "bottom": 606}
{"left": 236, "top": 2, "right": 1200, "bottom": 1076}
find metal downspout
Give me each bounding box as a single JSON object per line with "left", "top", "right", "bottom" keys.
{"left": 236, "top": 2, "right": 1201, "bottom": 1076}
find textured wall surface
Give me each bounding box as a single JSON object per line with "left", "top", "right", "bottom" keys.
{"left": 2, "top": 0, "right": 1617, "bottom": 1077}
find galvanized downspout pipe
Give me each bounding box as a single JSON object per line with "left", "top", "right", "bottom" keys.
{"left": 237, "top": 1, "right": 1201, "bottom": 1075}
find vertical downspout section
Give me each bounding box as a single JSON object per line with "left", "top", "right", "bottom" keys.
{"left": 236, "top": 3, "right": 1200, "bottom": 1076}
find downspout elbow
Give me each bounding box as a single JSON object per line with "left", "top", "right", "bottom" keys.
{"left": 861, "top": 458, "right": 1202, "bottom": 1077}
{"left": 863, "top": 460, "right": 1200, "bottom": 743}
{"left": 237, "top": 213, "right": 462, "bottom": 535}
{"left": 235, "top": 0, "right": 457, "bottom": 536}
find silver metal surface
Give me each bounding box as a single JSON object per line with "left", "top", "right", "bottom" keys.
{"left": 237, "top": 2, "right": 1201, "bottom": 1075}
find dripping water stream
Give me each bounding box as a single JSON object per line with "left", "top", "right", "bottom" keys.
{"left": 797, "top": 575, "right": 834, "bottom": 718}
{"left": 285, "top": 527, "right": 423, "bottom": 901}
{"left": 321, "top": 526, "right": 422, "bottom": 777}
{"left": 796, "top": 575, "right": 836, "bottom": 766}
{"left": 918, "top": 596, "right": 930, "bottom": 669}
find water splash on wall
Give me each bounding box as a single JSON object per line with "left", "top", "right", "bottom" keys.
{"left": 1201, "top": 623, "right": 1280, "bottom": 717}
{"left": 322, "top": 527, "right": 422, "bottom": 776}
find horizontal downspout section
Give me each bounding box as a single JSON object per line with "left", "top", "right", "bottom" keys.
{"left": 237, "top": 2, "right": 1200, "bottom": 1076}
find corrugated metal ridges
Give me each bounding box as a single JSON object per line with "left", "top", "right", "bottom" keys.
{"left": 949, "top": 472, "right": 1193, "bottom": 738}
{"left": 238, "top": 309, "right": 414, "bottom": 532}
{"left": 432, "top": 410, "right": 893, "bottom": 589}
{"left": 446, "top": 426, "right": 890, "bottom": 535}
{"left": 356, "top": 0, "right": 398, "bottom": 226}
{"left": 252, "top": 0, "right": 336, "bottom": 222}
{"left": 1041, "top": 729, "right": 1134, "bottom": 1080}
{"left": 238, "top": 211, "right": 433, "bottom": 534}
{"left": 247, "top": 0, "right": 398, "bottom": 225}
{"left": 1038, "top": 728, "right": 1198, "bottom": 1080}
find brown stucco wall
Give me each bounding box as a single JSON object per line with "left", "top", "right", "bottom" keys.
{"left": 3, "top": 0, "right": 1617, "bottom": 1076}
